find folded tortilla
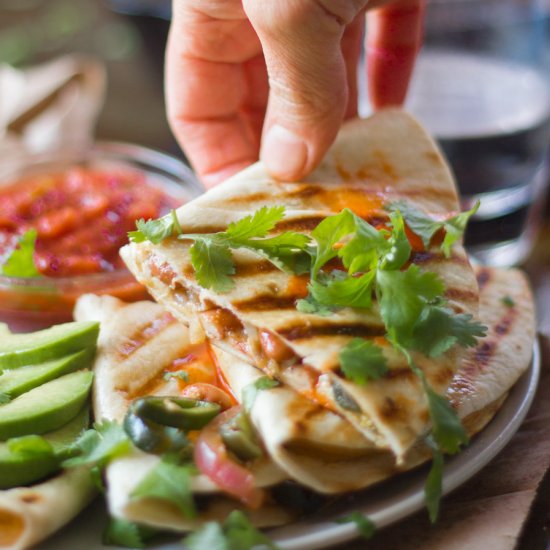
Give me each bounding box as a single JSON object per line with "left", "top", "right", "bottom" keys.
{"left": 74, "top": 263, "right": 534, "bottom": 511}
{"left": 74, "top": 294, "right": 292, "bottom": 531}
{"left": 121, "top": 109, "right": 480, "bottom": 461}
{"left": 213, "top": 265, "right": 535, "bottom": 493}
{"left": 0, "top": 468, "right": 95, "bottom": 550}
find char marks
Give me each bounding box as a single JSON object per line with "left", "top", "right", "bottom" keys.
{"left": 280, "top": 323, "right": 386, "bottom": 341}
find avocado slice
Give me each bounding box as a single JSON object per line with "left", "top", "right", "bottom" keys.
{"left": 0, "top": 348, "right": 95, "bottom": 401}
{"left": 0, "top": 406, "right": 90, "bottom": 489}
{"left": 0, "top": 370, "right": 93, "bottom": 440}
{"left": 0, "top": 321, "right": 99, "bottom": 369}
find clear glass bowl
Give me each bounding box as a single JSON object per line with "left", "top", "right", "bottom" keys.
{"left": 0, "top": 142, "right": 203, "bottom": 332}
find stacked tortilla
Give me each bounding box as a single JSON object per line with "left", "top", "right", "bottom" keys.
{"left": 75, "top": 110, "right": 535, "bottom": 530}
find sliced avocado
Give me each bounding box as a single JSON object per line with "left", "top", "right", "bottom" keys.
{"left": 0, "top": 405, "right": 90, "bottom": 489}
{"left": 0, "top": 348, "right": 95, "bottom": 401}
{"left": 0, "top": 370, "right": 93, "bottom": 440}
{"left": 0, "top": 321, "right": 99, "bottom": 369}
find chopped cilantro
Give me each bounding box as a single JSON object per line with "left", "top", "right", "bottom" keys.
{"left": 386, "top": 200, "right": 479, "bottom": 257}
{"left": 336, "top": 511, "right": 376, "bottom": 539}
{"left": 183, "top": 510, "right": 278, "bottom": 550}
{"left": 501, "top": 295, "right": 515, "bottom": 308}
{"left": 63, "top": 420, "right": 130, "bottom": 469}
{"left": 242, "top": 376, "right": 280, "bottom": 412}
{"left": 424, "top": 437, "right": 444, "bottom": 523}
{"left": 1, "top": 229, "right": 40, "bottom": 277}
{"left": 103, "top": 518, "right": 158, "bottom": 548}
{"left": 129, "top": 210, "right": 182, "bottom": 244}
{"left": 131, "top": 455, "right": 196, "bottom": 519}
{"left": 163, "top": 370, "right": 190, "bottom": 382}
{"left": 339, "top": 339, "right": 388, "bottom": 384}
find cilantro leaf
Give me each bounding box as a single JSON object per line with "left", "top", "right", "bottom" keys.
{"left": 376, "top": 265, "right": 444, "bottom": 342}
{"left": 386, "top": 200, "right": 479, "bottom": 257}
{"left": 163, "top": 370, "right": 190, "bottom": 382}
{"left": 336, "top": 511, "right": 376, "bottom": 539}
{"left": 225, "top": 206, "right": 286, "bottom": 240}
{"left": 102, "top": 518, "right": 158, "bottom": 548}
{"left": 380, "top": 210, "right": 411, "bottom": 270}
{"left": 8, "top": 434, "right": 54, "bottom": 457}
{"left": 310, "top": 209, "right": 355, "bottom": 276}
{"left": 338, "top": 215, "right": 386, "bottom": 274}
{"left": 129, "top": 210, "right": 182, "bottom": 244}
{"left": 339, "top": 339, "right": 388, "bottom": 384}
{"left": 242, "top": 376, "right": 280, "bottom": 412}
{"left": 1, "top": 229, "right": 40, "bottom": 277}
{"left": 424, "top": 383, "right": 468, "bottom": 454}
{"left": 63, "top": 420, "right": 130, "bottom": 468}
{"left": 424, "top": 437, "right": 444, "bottom": 523}
{"left": 296, "top": 294, "right": 333, "bottom": 316}
{"left": 309, "top": 271, "right": 375, "bottom": 309}
{"left": 189, "top": 238, "right": 235, "bottom": 292}
{"left": 440, "top": 201, "right": 479, "bottom": 257}
{"left": 411, "top": 306, "right": 487, "bottom": 357}
{"left": 385, "top": 201, "right": 439, "bottom": 248}
{"left": 183, "top": 511, "right": 278, "bottom": 550}
{"left": 131, "top": 456, "right": 196, "bottom": 519}
{"left": 238, "top": 232, "right": 312, "bottom": 274}
{"left": 501, "top": 295, "right": 515, "bottom": 308}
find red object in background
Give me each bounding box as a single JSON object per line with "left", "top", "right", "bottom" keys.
{"left": 0, "top": 168, "right": 177, "bottom": 277}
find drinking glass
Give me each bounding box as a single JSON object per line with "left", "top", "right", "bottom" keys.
{"left": 363, "top": 0, "right": 550, "bottom": 266}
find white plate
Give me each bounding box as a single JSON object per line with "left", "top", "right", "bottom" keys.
{"left": 44, "top": 341, "right": 540, "bottom": 550}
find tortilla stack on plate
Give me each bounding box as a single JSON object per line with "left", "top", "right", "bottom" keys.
{"left": 74, "top": 263, "right": 533, "bottom": 530}
{"left": 120, "top": 109, "right": 480, "bottom": 461}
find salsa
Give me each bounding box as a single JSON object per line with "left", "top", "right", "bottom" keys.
{"left": 0, "top": 168, "right": 179, "bottom": 277}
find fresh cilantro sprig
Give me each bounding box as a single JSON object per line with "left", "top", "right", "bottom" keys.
{"left": 339, "top": 339, "right": 388, "bottom": 384}
{"left": 129, "top": 206, "right": 312, "bottom": 292}
{"left": 1, "top": 229, "right": 40, "bottom": 277}
{"left": 183, "top": 510, "right": 279, "bottom": 550}
{"left": 386, "top": 200, "right": 479, "bottom": 257}
{"left": 103, "top": 518, "right": 158, "bottom": 549}
{"left": 131, "top": 454, "right": 197, "bottom": 519}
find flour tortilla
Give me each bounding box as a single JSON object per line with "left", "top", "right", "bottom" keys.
{"left": 121, "top": 109, "right": 480, "bottom": 461}
{"left": 74, "top": 294, "right": 291, "bottom": 531}
{"left": 213, "top": 265, "right": 535, "bottom": 493}
{"left": 0, "top": 468, "right": 95, "bottom": 550}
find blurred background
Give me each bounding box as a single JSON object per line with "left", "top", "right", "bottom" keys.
{"left": 0, "top": 0, "right": 176, "bottom": 154}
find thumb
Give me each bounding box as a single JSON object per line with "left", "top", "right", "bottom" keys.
{"left": 244, "top": 1, "right": 367, "bottom": 181}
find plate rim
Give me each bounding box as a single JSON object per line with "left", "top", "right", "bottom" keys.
{"left": 271, "top": 339, "right": 541, "bottom": 550}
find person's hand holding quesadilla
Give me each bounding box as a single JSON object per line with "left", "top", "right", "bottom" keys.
{"left": 166, "top": 0, "right": 425, "bottom": 186}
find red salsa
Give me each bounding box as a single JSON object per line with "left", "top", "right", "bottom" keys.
{"left": 0, "top": 168, "right": 178, "bottom": 277}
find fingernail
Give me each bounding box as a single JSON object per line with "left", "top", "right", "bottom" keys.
{"left": 261, "top": 125, "right": 307, "bottom": 180}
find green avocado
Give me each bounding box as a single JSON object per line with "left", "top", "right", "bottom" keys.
{"left": 0, "top": 321, "right": 99, "bottom": 369}
{"left": 0, "top": 370, "right": 94, "bottom": 440}
{"left": 0, "top": 406, "right": 90, "bottom": 489}
{"left": 0, "top": 348, "right": 95, "bottom": 401}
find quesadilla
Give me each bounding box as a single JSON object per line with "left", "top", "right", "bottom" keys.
{"left": 73, "top": 262, "right": 533, "bottom": 523}
{"left": 74, "top": 294, "right": 292, "bottom": 531}
{"left": 120, "top": 109, "right": 480, "bottom": 461}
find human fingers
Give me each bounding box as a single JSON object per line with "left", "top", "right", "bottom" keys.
{"left": 165, "top": 1, "right": 264, "bottom": 187}
{"left": 243, "top": 0, "right": 369, "bottom": 181}
{"left": 366, "top": 0, "right": 426, "bottom": 109}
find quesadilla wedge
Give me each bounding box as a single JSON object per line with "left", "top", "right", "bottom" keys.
{"left": 74, "top": 294, "right": 293, "bottom": 531}
{"left": 213, "top": 265, "right": 535, "bottom": 494}
{"left": 121, "top": 109, "right": 480, "bottom": 461}
{"left": 73, "top": 262, "right": 534, "bottom": 512}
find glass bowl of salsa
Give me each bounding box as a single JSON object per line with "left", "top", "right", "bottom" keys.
{"left": 0, "top": 142, "right": 203, "bottom": 332}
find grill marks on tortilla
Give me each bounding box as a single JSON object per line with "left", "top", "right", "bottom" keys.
{"left": 116, "top": 312, "right": 176, "bottom": 359}
{"left": 280, "top": 323, "right": 386, "bottom": 342}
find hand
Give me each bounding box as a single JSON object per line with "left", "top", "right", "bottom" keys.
{"left": 166, "top": 0, "right": 425, "bottom": 187}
